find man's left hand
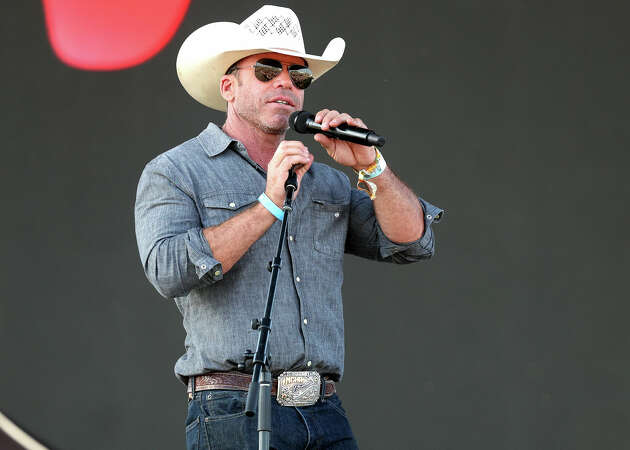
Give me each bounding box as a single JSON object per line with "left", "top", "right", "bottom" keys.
{"left": 313, "top": 109, "right": 377, "bottom": 171}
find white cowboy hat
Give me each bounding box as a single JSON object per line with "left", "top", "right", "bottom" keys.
{"left": 176, "top": 5, "right": 345, "bottom": 111}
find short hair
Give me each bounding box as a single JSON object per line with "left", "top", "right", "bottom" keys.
{"left": 225, "top": 61, "right": 239, "bottom": 75}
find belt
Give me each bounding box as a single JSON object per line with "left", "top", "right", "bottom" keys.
{"left": 187, "top": 371, "right": 336, "bottom": 398}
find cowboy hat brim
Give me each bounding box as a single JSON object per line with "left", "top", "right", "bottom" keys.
{"left": 176, "top": 22, "right": 345, "bottom": 111}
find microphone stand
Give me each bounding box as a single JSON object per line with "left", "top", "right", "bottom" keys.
{"left": 241, "top": 168, "right": 297, "bottom": 450}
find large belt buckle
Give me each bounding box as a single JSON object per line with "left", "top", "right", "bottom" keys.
{"left": 276, "top": 371, "right": 321, "bottom": 407}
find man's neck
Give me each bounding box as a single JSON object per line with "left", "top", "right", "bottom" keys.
{"left": 222, "top": 116, "right": 285, "bottom": 172}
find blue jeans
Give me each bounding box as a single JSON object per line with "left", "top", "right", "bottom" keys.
{"left": 185, "top": 390, "right": 359, "bottom": 449}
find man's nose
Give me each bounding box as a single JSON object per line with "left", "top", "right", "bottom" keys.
{"left": 272, "top": 67, "right": 294, "bottom": 89}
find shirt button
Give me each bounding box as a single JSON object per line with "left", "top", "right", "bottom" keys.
{"left": 289, "top": 235, "right": 294, "bottom": 241}
{"left": 334, "top": 212, "right": 340, "bottom": 218}
{"left": 307, "top": 361, "right": 312, "bottom": 367}
{"left": 200, "top": 264, "right": 207, "bottom": 270}
{"left": 296, "top": 276, "right": 301, "bottom": 282}
{"left": 303, "top": 318, "right": 308, "bottom": 325}
{"left": 214, "top": 270, "right": 221, "bottom": 277}
{"left": 426, "top": 214, "right": 432, "bottom": 220}
{"left": 229, "top": 202, "right": 236, "bottom": 208}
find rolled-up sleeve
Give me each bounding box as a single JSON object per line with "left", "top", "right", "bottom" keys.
{"left": 345, "top": 189, "right": 444, "bottom": 263}
{"left": 134, "top": 156, "right": 223, "bottom": 299}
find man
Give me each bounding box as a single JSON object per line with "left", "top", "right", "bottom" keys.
{"left": 135, "top": 5, "right": 443, "bottom": 449}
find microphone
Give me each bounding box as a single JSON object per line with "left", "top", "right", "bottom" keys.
{"left": 289, "top": 111, "right": 386, "bottom": 147}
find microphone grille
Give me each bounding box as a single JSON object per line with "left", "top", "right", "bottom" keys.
{"left": 289, "top": 110, "right": 313, "bottom": 133}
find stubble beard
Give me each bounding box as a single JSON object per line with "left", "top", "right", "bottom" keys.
{"left": 257, "top": 121, "right": 287, "bottom": 135}
{"left": 235, "top": 98, "right": 288, "bottom": 136}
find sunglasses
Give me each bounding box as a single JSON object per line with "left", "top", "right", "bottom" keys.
{"left": 233, "top": 58, "right": 313, "bottom": 90}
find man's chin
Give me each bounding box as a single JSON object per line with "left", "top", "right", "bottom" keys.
{"left": 259, "top": 125, "right": 286, "bottom": 135}
{"left": 259, "top": 116, "right": 291, "bottom": 135}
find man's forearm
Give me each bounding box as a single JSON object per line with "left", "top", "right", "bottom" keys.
{"left": 371, "top": 167, "right": 424, "bottom": 243}
{"left": 202, "top": 202, "right": 277, "bottom": 273}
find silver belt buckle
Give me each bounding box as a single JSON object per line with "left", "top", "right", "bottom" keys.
{"left": 276, "top": 371, "right": 321, "bottom": 407}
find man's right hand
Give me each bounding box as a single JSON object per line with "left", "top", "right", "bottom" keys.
{"left": 265, "top": 140, "right": 314, "bottom": 206}
{"left": 200, "top": 141, "right": 313, "bottom": 275}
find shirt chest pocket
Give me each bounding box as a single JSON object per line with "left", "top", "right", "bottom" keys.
{"left": 311, "top": 197, "right": 350, "bottom": 258}
{"left": 200, "top": 192, "right": 259, "bottom": 227}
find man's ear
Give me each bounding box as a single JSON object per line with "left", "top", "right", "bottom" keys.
{"left": 220, "top": 75, "right": 235, "bottom": 103}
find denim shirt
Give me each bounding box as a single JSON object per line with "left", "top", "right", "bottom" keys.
{"left": 134, "top": 123, "right": 443, "bottom": 383}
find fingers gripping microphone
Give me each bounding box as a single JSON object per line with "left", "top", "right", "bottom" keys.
{"left": 289, "top": 111, "right": 386, "bottom": 147}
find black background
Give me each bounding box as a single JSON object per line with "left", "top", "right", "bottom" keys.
{"left": 1, "top": 1, "right": 629, "bottom": 449}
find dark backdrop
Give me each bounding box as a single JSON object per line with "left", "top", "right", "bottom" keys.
{"left": 1, "top": 1, "right": 629, "bottom": 449}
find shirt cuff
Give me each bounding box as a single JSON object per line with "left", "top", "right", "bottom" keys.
{"left": 185, "top": 227, "right": 224, "bottom": 284}
{"left": 377, "top": 197, "right": 444, "bottom": 261}
{"left": 418, "top": 196, "right": 443, "bottom": 246}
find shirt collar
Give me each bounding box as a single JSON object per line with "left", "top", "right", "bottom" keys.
{"left": 197, "top": 122, "right": 266, "bottom": 173}
{"left": 197, "top": 122, "right": 236, "bottom": 158}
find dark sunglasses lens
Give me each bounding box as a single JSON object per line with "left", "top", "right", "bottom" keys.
{"left": 289, "top": 66, "right": 313, "bottom": 89}
{"left": 253, "top": 61, "right": 282, "bottom": 82}
{"left": 252, "top": 59, "right": 313, "bottom": 89}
